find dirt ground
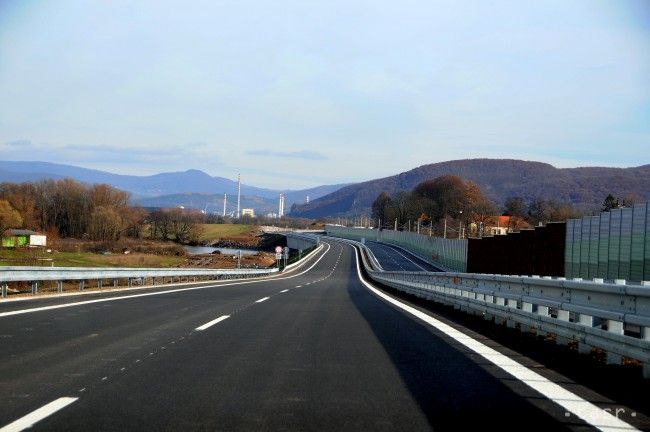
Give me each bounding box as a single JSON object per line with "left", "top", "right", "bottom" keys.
{"left": 181, "top": 251, "right": 277, "bottom": 269}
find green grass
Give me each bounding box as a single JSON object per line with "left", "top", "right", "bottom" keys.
{"left": 0, "top": 248, "right": 183, "bottom": 268}
{"left": 198, "top": 224, "right": 256, "bottom": 241}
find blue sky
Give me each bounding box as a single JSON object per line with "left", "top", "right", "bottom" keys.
{"left": 0, "top": 0, "right": 648, "bottom": 188}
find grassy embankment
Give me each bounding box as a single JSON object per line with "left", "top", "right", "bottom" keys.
{"left": 0, "top": 248, "right": 184, "bottom": 268}
{"left": 0, "top": 224, "right": 258, "bottom": 268}
{"left": 197, "top": 224, "right": 256, "bottom": 242}
{"left": 0, "top": 224, "right": 262, "bottom": 268}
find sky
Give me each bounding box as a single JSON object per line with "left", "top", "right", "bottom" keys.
{"left": 0, "top": 0, "right": 649, "bottom": 189}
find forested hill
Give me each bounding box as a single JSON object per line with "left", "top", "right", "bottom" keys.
{"left": 290, "top": 159, "right": 650, "bottom": 218}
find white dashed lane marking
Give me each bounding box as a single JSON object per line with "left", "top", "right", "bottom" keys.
{"left": 195, "top": 315, "right": 230, "bottom": 331}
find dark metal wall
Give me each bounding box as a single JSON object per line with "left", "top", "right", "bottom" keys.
{"left": 467, "top": 222, "right": 566, "bottom": 277}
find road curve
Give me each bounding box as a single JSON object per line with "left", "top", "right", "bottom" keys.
{"left": 0, "top": 239, "right": 646, "bottom": 431}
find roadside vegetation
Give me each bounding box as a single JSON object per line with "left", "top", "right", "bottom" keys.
{"left": 368, "top": 175, "right": 622, "bottom": 238}
{"left": 0, "top": 247, "right": 183, "bottom": 268}
{"left": 0, "top": 178, "right": 318, "bottom": 269}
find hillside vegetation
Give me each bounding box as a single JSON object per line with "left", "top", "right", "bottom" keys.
{"left": 291, "top": 159, "right": 650, "bottom": 217}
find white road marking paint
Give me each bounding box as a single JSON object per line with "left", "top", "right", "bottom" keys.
{"left": 101, "top": 376, "right": 107, "bottom": 381}
{"left": 78, "top": 388, "right": 85, "bottom": 393}
{"left": 382, "top": 243, "right": 430, "bottom": 271}
{"left": 0, "top": 397, "right": 78, "bottom": 432}
{"left": 255, "top": 297, "right": 270, "bottom": 303}
{"left": 135, "top": 359, "right": 141, "bottom": 363}
{"left": 280, "top": 289, "right": 289, "bottom": 293}
{"left": 120, "top": 367, "right": 126, "bottom": 371}
{"left": 295, "top": 285, "right": 302, "bottom": 288}
{"left": 1, "top": 243, "right": 332, "bottom": 318}
{"left": 195, "top": 315, "right": 230, "bottom": 331}
{"left": 350, "top": 245, "right": 639, "bottom": 432}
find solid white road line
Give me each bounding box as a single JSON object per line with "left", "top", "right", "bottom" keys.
{"left": 0, "top": 243, "right": 332, "bottom": 318}
{"left": 0, "top": 397, "right": 78, "bottom": 432}
{"left": 383, "top": 244, "right": 429, "bottom": 271}
{"left": 195, "top": 315, "right": 230, "bottom": 331}
{"left": 255, "top": 297, "right": 270, "bottom": 303}
{"left": 351, "top": 245, "right": 638, "bottom": 432}
{"left": 280, "top": 289, "right": 289, "bottom": 293}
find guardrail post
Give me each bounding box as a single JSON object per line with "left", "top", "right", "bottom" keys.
{"left": 31, "top": 281, "right": 38, "bottom": 295}
{"left": 79, "top": 280, "right": 84, "bottom": 291}
{"left": 537, "top": 306, "right": 549, "bottom": 337}
{"left": 113, "top": 279, "right": 118, "bottom": 289}
{"left": 556, "top": 310, "right": 570, "bottom": 345}
{"left": 127, "top": 278, "right": 132, "bottom": 288}
{"left": 57, "top": 281, "right": 63, "bottom": 293}
{"left": 577, "top": 314, "right": 594, "bottom": 354}
{"left": 605, "top": 320, "right": 624, "bottom": 365}
{"left": 1, "top": 283, "right": 7, "bottom": 298}
{"left": 98, "top": 280, "right": 102, "bottom": 290}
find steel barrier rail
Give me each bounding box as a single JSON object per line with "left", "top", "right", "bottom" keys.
{"left": 0, "top": 267, "right": 278, "bottom": 297}
{"left": 345, "top": 239, "right": 650, "bottom": 378}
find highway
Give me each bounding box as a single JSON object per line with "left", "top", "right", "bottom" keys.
{"left": 364, "top": 240, "right": 441, "bottom": 272}
{"left": 0, "top": 239, "right": 647, "bottom": 431}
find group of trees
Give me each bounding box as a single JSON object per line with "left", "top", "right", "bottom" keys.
{"left": 371, "top": 175, "right": 498, "bottom": 236}
{"left": 503, "top": 196, "right": 582, "bottom": 227}
{"left": 370, "top": 175, "right": 587, "bottom": 237}
{"left": 0, "top": 179, "right": 146, "bottom": 241}
{"left": 149, "top": 208, "right": 203, "bottom": 244}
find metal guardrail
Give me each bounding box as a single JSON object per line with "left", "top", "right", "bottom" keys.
{"left": 349, "top": 239, "right": 650, "bottom": 378}
{"left": 0, "top": 266, "right": 278, "bottom": 297}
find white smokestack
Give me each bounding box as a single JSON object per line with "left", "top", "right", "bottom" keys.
{"left": 223, "top": 193, "right": 227, "bottom": 217}
{"left": 236, "top": 174, "right": 241, "bottom": 218}
{"left": 278, "top": 193, "right": 284, "bottom": 218}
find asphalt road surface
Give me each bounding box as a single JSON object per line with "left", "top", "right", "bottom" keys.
{"left": 364, "top": 240, "right": 441, "bottom": 272}
{"left": 0, "top": 240, "right": 646, "bottom": 431}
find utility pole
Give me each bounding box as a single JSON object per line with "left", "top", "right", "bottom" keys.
{"left": 458, "top": 210, "right": 463, "bottom": 239}
{"left": 444, "top": 218, "right": 447, "bottom": 239}
{"left": 394, "top": 219, "right": 397, "bottom": 231}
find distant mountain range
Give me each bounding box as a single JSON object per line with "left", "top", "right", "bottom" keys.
{"left": 290, "top": 159, "right": 650, "bottom": 218}
{"left": 3, "top": 159, "right": 648, "bottom": 219}
{"left": 0, "top": 161, "right": 347, "bottom": 211}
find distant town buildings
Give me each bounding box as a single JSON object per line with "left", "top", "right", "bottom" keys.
{"left": 241, "top": 208, "right": 255, "bottom": 218}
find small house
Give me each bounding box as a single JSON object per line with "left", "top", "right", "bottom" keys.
{"left": 2, "top": 229, "right": 47, "bottom": 248}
